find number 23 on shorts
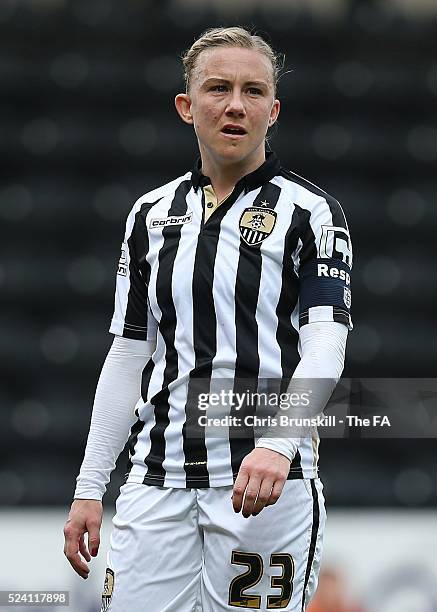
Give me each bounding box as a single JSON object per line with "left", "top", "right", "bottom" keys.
{"left": 229, "top": 550, "right": 295, "bottom": 609}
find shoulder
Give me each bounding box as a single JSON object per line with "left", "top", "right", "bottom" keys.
{"left": 122, "top": 172, "right": 191, "bottom": 237}
{"left": 275, "top": 168, "right": 348, "bottom": 230}
{"left": 131, "top": 172, "right": 192, "bottom": 216}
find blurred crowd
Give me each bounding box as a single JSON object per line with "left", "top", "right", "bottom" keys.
{"left": 309, "top": 567, "right": 366, "bottom": 612}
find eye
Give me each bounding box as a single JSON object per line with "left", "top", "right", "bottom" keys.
{"left": 247, "top": 87, "right": 263, "bottom": 96}
{"left": 210, "top": 84, "right": 228, "bottom": 93}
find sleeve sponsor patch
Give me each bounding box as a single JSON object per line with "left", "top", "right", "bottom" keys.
{"left": 319, "top": 225, "right": 352, "bottom": 268}
{"left": 117, "top": 242, "right": 128, "bottom": 277}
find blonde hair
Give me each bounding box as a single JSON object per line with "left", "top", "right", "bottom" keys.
{"left": 181, "top": 26, "right": 281, "bottom": 94}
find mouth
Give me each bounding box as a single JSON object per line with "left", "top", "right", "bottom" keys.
{"left": 220, "top": 124, "right": 247, "bottom": 139}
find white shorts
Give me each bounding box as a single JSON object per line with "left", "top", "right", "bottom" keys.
{"left": 102, "top": 479, "right": 325, "bottom": 612}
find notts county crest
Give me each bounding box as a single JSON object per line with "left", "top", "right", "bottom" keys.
{"left": 239, "top": 206, "right": 277, "bottom": 246}
{"left": 101, "top": 568, "right": 114, "bottom": 611}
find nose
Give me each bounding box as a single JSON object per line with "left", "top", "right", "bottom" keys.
{"left": 225, "top": 90, "right": 246, "bottom": 117}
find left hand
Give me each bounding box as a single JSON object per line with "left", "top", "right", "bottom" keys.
{"left": 232, "top": 448, "right": 291, "bottom": 518}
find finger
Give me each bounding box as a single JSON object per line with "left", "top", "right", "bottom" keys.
{"left": 66, "top": 551, "right": 90, "bottom": 579}
{"left": 63, "top": 525, "right": 80, "bottom": 561}
{"left": 241, "top": 477, "right": 261, "bottom": 518}
{"left": 63, "top": 529, "right": 90, "bottom": 579}
{"left": 79, "top": 534, "right": 91, "bottom": 562}
{"left": 251, "top": 479, "right": 274, "bottom": 516}
{"left": 266, "top": 478, "right": 285, "bottom": 507}
{"left": 87, "top": 519, "right": 101, "bottom": 557}
{"left": 232, "top": 469, "right": 250, "bottom": 513}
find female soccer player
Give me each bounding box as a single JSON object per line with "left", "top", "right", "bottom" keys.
{"left": 63, "top": 26, "right": 352, "bottom": 611}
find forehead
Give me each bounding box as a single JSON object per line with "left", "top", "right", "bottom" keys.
{"left": 193, "top": 46, "right": 274, "bottom": 86}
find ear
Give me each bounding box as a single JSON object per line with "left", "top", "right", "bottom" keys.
{"left": 268, "top": 99, "right": 281, "bottom": 127}
{"left": 175, "top": 93, "right": 194, "bottom": 125}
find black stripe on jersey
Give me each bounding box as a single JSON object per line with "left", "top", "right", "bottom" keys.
{"left": 275, "top": 206, "right": 304, "bottom": 481}
{"left": 301, "top": 479, "right": 320, "bottom": 611}
{"left": 230, "top": 182, "right": 282, "bottom": 477}
{"left": 280, "top": 168, "right": 347, "bottom": 230}
{"left": 289, "top": 449, "right": 304, "bottom": 479}
{"left": 276, "top": 206, "right": 300, "bottom": 386}
{"left": 126, "top": 332, "right": 163, "bottom": 477}
{"left": 125, "top": 339, "right": 160, "bottom": 478}
{"left": 294, "top": 205, "right": 317, "bottom": 266}
{"left": 125, "top": 408, "right": 144, "bottom": 478}
{"left": 182, "top": 188, "right": 243, "bottom": 486}
{"left": 124, "top": 199, "right": 162, "bottom": 477}
{"left": 143, "top": 180, "right": 192, "bottom": 487}
{"left": 123, "top": 200, "right": 160, "bottom": 340}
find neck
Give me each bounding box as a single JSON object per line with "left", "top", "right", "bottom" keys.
{"left": 200, "top": 149, "right": 266, "bottom": 199}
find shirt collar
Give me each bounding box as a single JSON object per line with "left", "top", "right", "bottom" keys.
{"left": 191, "top": 151, "right": 281, "bottom": 194}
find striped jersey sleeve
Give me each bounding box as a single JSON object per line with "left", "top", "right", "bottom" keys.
{"left": 109, "top": 200, "right": 158, "bottom": 342}
{"left": 296, "top": 195, "right": 353, "bottom": 330}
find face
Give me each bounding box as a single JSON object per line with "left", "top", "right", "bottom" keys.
{"left": 175, "top": 46, "right": 280, "bottom": 172}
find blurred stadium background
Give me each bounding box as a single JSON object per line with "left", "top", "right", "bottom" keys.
{"left": 1, "top": 0, "right": 436, "bottom": 610}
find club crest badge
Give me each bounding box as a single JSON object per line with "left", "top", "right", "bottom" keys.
{"left": 101, "top": 568, "right": 114, "bottom": 612}
{"left": 239, "top": 206, "right": 277, "bottom": 246}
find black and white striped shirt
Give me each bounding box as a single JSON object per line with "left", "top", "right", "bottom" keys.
{"left": 110, "top": 152, "right": 352, "bottom": 488}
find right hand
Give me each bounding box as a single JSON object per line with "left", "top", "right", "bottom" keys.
{"left": 63, "top": 499, "right": 103, "bottom": 579}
